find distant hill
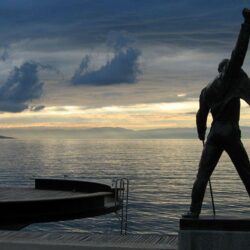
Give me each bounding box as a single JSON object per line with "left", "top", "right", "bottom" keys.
{"left": 0, "top": 127, "right": 197, "bottom": 139}
{"left": 2, "top": 126, "right": 250, "bottom": 139}
{"left": 82, "top": 127, "right": 134, "bottom": 138}
{"left": 76, "top": 127, "right": 198, "bottom": 139}
{"left": 135, "top": 128, "right": 196, "bottom": 139}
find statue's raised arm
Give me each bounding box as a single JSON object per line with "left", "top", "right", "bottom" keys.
{"left": 223, "top": 8, "right": 250, "bottom": 82}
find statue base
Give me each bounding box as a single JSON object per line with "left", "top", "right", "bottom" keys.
{"left": 179, "top": 216, "right": 250, "bottom": 250}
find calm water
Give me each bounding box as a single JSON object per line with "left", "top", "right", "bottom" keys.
{"left": 0, "top": 139, "right": 249, "bottom": 234}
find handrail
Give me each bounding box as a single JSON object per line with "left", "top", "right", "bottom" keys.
{"left": 112, "top": 178, "right": 129, "bottom": 235}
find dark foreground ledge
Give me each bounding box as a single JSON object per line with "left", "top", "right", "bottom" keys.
{"left": 179, "top": 216, "right": 250, "bottom": 250}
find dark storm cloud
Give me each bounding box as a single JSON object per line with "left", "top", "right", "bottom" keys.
{"left": 0, "top": 102, "right": 27, "bottom": 113}
{"left": 71, "top": 32, "right": 141, "bottom": 85}
{"left": 71, "top": 49, "right": 140, "bottom": 85}
{"left": 0, "top": 61, "right": 57, "bottom": 112}
{"left": 0, "top": 0, "right": 248, "bottom": 51}
{"left": 0, "top": 62, "right": 43, "bottom": 98}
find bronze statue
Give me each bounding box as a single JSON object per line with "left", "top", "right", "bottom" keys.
{"left": 183, "top": 8, "right": 250, "bottom": 218}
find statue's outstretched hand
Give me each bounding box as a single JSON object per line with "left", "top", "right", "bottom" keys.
{"left": 243, "top": 8, "right": 250, "bottom": 23}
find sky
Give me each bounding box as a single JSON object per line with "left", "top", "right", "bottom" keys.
{"left": 1, "top": 0, "right": 250, "bottom": 132}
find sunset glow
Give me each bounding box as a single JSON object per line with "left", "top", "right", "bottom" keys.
{"left": 0, "top": 101, "right": 199, "bottom": 129}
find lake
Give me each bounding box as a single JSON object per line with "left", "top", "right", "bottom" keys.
{"left": 0, "top": 139, "right": 249, "bottom": 234}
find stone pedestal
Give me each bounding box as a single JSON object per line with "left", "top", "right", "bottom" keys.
{"left": 179, "top": 216, "right": 250, "bottom": 250}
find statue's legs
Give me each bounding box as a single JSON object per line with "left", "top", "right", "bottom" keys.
{"left": 190, "top": 143, "right": 223, "bottom": 214}
{"left": 225, "top": 140, "right": 250, "bottom": 196}
{"left": 185, "top": 122, "right": 250, "bottom": 218}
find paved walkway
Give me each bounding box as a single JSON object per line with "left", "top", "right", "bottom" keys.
{"left": 0, "top": 230, "right": 178, "bottom": 250}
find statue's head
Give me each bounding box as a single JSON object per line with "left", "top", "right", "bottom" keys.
{"left": 218, "top": 58, "right": 229, "bottom": 73}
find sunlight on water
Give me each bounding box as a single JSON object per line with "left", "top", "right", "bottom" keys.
{"left": 0, "top": 139, "right": 249, "bottom": 234}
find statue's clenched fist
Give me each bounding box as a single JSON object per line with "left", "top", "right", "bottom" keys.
{"left": 243, "top": 8, "right": 250, "bottom": 23}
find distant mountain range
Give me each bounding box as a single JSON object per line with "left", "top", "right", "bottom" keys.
{"left": 2, "top": 126, "right": 250, "bottom": 139}
{"left": 78, "top": 127, "right": 197, "bottom": 139}
{"left": 0, "top": 127, "right": 211, "bottom": 139}
{"left": 0, "top": 127, "right": 192, "bottom": 139}
{"left": 0, "top": 127, "right": 197, "bottom": 139}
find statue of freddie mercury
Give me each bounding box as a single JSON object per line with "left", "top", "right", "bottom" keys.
{"left": 183, "top": 8, "right": 250, "bottom": 219}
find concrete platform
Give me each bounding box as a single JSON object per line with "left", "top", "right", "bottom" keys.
{"left": 0, "top": 231, "right": 178, "bottom": 250}
{"left": 0, "top": 178, "right": 121, "bottom": 229}
{"left": 179, "top": 216, "right": 250, "bottom": 250}
{"left": 180, "top": 215, "right": 250, "bottom": 231}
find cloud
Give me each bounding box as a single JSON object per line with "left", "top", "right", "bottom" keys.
{"left": 30, "top": 105, "right": 45, "bottom": 112}
{"left": 71, "top": 32, "right": 141, "bottom": 85}
{"left": 0, "top": 102, "right": 27, "bottom": 113}
{"left": 0, "top": 61, "right": 57, "bottom": 112}
{"left": 0, "top": 0, "right": 246, "bottom": 52}
{"left": 0, "top": 46, "right": 9, "bottom": 62}
{"left": 107, "top": 31, "right": 134, "bottom": 52}
{"left": 0, "top": 0, "right": 247, "bottom": 112}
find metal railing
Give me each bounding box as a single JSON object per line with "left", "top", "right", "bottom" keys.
{"left": 112, "top": 178, "right": 129, "bottom": 235}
